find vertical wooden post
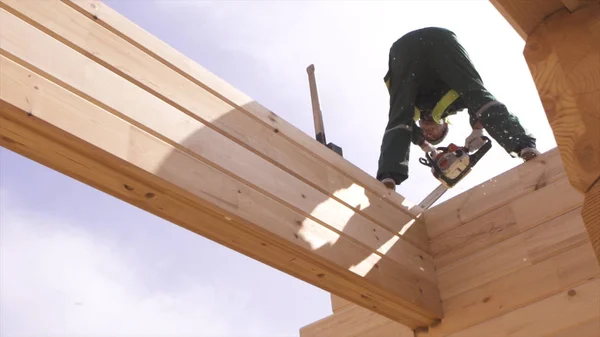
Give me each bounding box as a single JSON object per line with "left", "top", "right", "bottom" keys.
{"left": 523, "top": 4, "right": 600, "bottom": 265}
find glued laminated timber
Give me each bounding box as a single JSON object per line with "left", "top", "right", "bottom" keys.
{"left": 1, "top": 0, "right": 598, "bottom": 335}
{"left": 0, "top": 0, "right": 442, "bottom": 330}
{"left": 302, "top": 1, "right": 600, "bottom": 336}
{"left": 301, "top": 148, "right": 600, "bottom": 337}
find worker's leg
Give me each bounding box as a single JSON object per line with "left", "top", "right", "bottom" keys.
{"left": 423, "top": 28, "right": 537, "bottom": 156}
{"left": 377, "top": 39, "right": 422, "bottom": 185}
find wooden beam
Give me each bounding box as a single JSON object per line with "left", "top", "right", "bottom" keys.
{"left": 522, "top": 3, "right": 600, "bottom": 265}
{"left": 299, "top": 303, "right": 414, "bottom": 337}
{"left": 424, "top": 148, "right": 566, "bottom": 239}
{"left": 523, "top": 4, "right": 600, "bottom": 194}
{"left": 306, "top": 148, "right": 598, "bottom": 336}
{"left": 430, "top": 176, "right": 583, "bottom": 269}
{"left": 561, "top": 0, "right": 600, "bottom": 12}
{"left": 419, "top": 242, "right": 600, "bottom": 336}
{"left": 583, "top": 182, "right": 600, "bottom": 265}
{"left": 64, "top": 0, "right": 432, "bottom": 253}
{"left": 0, "top": 0, "right": 443, "bottom": 328}
{"left": 331, "top": 294, "right": 353, "bottom": 313}
{"left": 488, "top": 0, "right": 566, "bottom": 40}
{"left": 423, "top": 278, "right": 600, "bottom": 337}
{"left": 0, "top": 0, "right": 431, "bottom": 253}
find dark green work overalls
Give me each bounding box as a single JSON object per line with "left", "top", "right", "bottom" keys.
{"left": 377, "top": 27, "right": 536, "bottom": 185}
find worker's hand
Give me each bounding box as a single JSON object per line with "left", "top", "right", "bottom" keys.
{"left": 465, "top": 129, "right": 485, "bottom": 152}
{"left": 420, "top": 142, "right": 438, "bottom": 157}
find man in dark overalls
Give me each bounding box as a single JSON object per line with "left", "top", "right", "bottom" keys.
{"left": 377, "top": 27, "right": 540, "bottom": 191}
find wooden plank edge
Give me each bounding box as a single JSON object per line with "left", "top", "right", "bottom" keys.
{"left": 322, "top": 239, "right": 600, "bottom": 337}
{"left": 417, "top": 240, "right": 600, "bottom": 336}
{"left": 582, "top": 179, "right": 600, "bottom": 266}
{"left": 548, "top": 318, "right": 600, "bottom": 337}
{"left": 0, "top": 5, "right": 436, "bottom": 284}
{"left": 430, "top": 175, "right": 584, "bottom": 269}
{"left": 435, "top": 207, "right": 589, "bottom": 301}
{"left": 0, "top": 60, "right": 442, "bottom": 325}
{"left": 299, "top": 301, "right": 412, "bottom": 337}
{"left": 0, "top": 106, "right": 439, "bottom": 329}
{"left": 1, "top": 0, "right": 431, "bottom": 253}
{"left": 331, "top": 294, "right": 354, "bottom": 313}
{"left": 417, "top": 276, "right": 600, "bottom": 337}
{"left": 63, "top": 0, "right": 428, "bottom": 220}
{"left": 424, "top": 148, "right": 567, "bottom": 239}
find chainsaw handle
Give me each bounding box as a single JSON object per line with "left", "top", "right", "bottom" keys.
{"left": 419, "top": 157, "right": 432, "bottom": 167}
{"left": 469, "top": 136, "right": 491, "bottom": 166}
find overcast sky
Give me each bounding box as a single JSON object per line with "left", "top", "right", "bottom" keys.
{"left": 0, "top": 1, "right": 556, "bottom": 336}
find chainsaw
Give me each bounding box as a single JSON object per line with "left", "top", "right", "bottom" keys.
{"left": 419, "top": 136, "right": 492, "bottom": 189}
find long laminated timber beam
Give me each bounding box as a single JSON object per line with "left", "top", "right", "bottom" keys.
{"left": 0, "top": 0, "right": 444, "bottom": 329}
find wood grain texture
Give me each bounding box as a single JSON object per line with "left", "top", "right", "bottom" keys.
{"left": 425, "top": 148, "right": 566, "bottom": 239}
{"left": 0, "top": 3, "right": 443, "bottom": 328}
{"left": 430, "top": 176, "right": 583, "bottom": 269}
{"left": 439, "top": 277, "right": 600, "bottom": 337}
{"left": 561, "top": 0, "right": 600, "bottom": 12}
{"left": 0, "top": 0, "right": 432, "bottom": 254}
{"left": 489, "top": 0, "right": 565, "bottom": 39}
{"left": 547, "top": 319, "right": 600, "bottom": 337}
{"left": 62, "top": 0, "right": 432, "bottom": 250}
{"left": 0, "top": 54, "right": 440, "bottom": 327}
{"left": 436, "top": 207, "right": 589, "bottom": 300}
{"left": 582, "top": 181, "right": 600, "bottom": 265}
{"left": 0, "top": 4, "right": 439, "bottom": 287}
{"left": 523, "top": 4, "right": 600, "bottom": 194}
{"left": 299, "top": 302, "right": 414, "bottom": 337}
{"left": 331, "top": 294, "right": 353, "bottom": 313}
{"left": 359, "top": 322, "right": 415, "bottom": 337}
{"left": 418, "top": 241, "right": 600, "bottom": 336}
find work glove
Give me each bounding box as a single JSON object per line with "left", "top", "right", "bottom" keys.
{"left": 465, "top": 128, "right": 485, "bottom": 152}
{"left": 420, "top": 142, "right": 438, "bottom": 157}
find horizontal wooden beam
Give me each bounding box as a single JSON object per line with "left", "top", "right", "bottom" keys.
{"left": 299, "top": 302, "right": 414, "bottom": 337}
{"left": 423, "top": 277, "right": 600, "bottom": 337}
{"left": 65, "top": 0, "right": 431, "bottom": 253}
{"left": 0, "top": 0, "right": 442, "bottom": 328}
{"left": 424, "top": 148, "right": 566, "bottom": 240}
{"left": 305, "top": 146, "right": 599, "bottom": 336}
{"left": 561, "top": 0, "right": 600, "bottom": 12}
{"left": 488, "top": 0, "right": 567, "bottom": 40}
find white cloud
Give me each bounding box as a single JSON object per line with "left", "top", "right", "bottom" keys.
{"left": 0, "top": 193, "right": 267, "bottom": 337}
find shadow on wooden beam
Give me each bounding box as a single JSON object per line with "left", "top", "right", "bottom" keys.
{"left": 0, "top": 0, "right": 443, "bottom": 329}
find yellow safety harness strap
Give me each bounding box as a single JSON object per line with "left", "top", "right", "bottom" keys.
{"left": 384, "top": 76, "right": 461, "bottom": 124}
{"left": 413, "top": 89, "right": 461, "bottom": 123}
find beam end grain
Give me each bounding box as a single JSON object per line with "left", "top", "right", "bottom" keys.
{"left": 523, "top": 4, "right": 600, "bottom": 194}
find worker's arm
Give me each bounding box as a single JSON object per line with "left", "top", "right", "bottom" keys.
{"left": 465, "top": 121, "right": 485, "bottom": 152}
{"left": 469, "top": 105, "right": 537, "bottom": 158}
